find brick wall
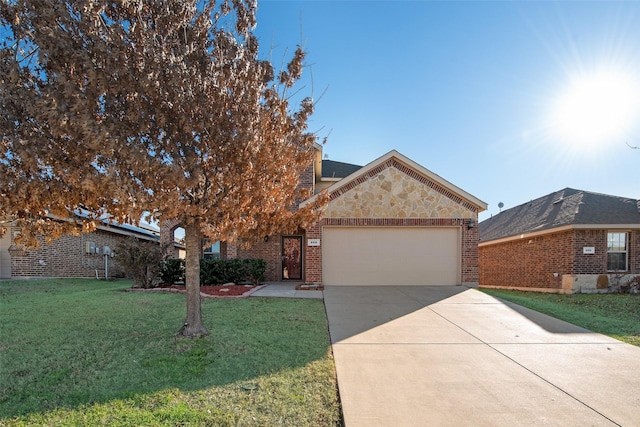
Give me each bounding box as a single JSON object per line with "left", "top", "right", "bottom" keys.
{"left": 479, "top": 230, "right": 574, "bottom": 290}
{"left": 577, "top": 228, "right": 639, "bottom": 274}
{"left": 237, "top": 236, "right": 283, "bottom": 281}
{"left": 480, "top": 229, "right": 640, "bottom": 292}
{"left": 632, "top": 230, "right": 640, "bottom": 274}
{"left": 573, "top": 229, "right": 608, "bottom": 274}
{"left": 299, "top": 162, "right": 315, "bottom": 195}
{"left": 234, "top": 156, "right": 314, "bottom": 281}
{"left": 462, "top": 223, "right": 479, "bottom": 284}
{"left": 160, "top": 219, "right": 183, "bottom": 258}
{"left": 304, "top": 222, "right": 322, "bottom": 283}
{"left": 159, "top": 224, "right": 306, "bottom": 282}
{"left": 10, "top": 230, "right": 136, "bottom": 278}
{"left": 157, "top": 158, "right": 315, "bottom": 282}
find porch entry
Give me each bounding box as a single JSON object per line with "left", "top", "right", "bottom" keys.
{"left": 282, "top": 236, "right": 303, "bottom": 280}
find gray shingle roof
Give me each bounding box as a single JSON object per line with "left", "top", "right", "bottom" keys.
{"left": 321, "top": 159, "right": 362, "bottom": 178}
{"left": 479, "top": 188, "right": 640, "bottom": 242}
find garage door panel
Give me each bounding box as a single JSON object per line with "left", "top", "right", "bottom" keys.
{"left": 323, "top": 227, "right": 459, "bottom": 286}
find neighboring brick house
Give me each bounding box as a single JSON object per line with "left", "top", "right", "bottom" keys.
{"left": 478, "top": 188, "right": 640, "bottom": 293}
{"left": 162, "top": 148, "right": 487, "bottom": 286}
{"left": 0, "top": 219, "right": 159, "bottom": 279}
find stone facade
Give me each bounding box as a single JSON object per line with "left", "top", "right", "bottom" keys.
{"left": 304, "top": 157, "right": 483, "bottom": 284}
{"left": 325, "top": 165, "right": 476, "bottom": 220}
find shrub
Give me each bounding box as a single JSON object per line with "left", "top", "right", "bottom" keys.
{"left": 245, "top": 259, "right": 267, "bottom": 284}
{"left": 200, "top": 258, "right": 266, "bottom": 285}
{"left": 158, "top": 257, "right": 267, "bottom": 286}
{"left": 114, "top": 237, "right": 163, "bottom": 288}
{"left": 160, "top": 259, "right": 185, "bottom": 285}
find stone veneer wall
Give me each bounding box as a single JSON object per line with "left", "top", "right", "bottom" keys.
{"left": 304, "top": 159, "right": 480, "bottom": 284}
{"left": 325, "top": 164, "right": 476, "bottom": 219}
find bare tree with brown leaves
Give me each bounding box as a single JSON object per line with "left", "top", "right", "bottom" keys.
{"left": 0, "top": 0, "right": 326, "bottom": 337}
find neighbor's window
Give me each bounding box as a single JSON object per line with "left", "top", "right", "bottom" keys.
{"left": 607, "top": 232, "right": 628, "bottom": 271}
{"left": 203, "top": 240, "right": 220, "bottom": 259}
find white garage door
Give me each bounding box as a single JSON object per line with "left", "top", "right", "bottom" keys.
{"left": 322, "top": 227, "right": 460, "bottom": 286}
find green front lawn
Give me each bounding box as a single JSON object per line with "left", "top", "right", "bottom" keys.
{"left": 0, "top": 279, "right": 342, "bottom": 426}
{"left": 481, "top": 289, "right": 640, "bottom": 347}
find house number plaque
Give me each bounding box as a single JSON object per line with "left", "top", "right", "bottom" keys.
{"left": 307, "top": 239, "right": 321, "bottom": 247}
{"left": 583, "top": 247, "right": 595, "bottom": 254}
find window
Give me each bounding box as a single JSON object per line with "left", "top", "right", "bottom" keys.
{"left": 607, "top": 232, "right": 628, "bottom": 271}
{"left": 203, "top": 240, "right": 220, "bottom": 259}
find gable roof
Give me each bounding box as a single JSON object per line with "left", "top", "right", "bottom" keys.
{"left": 479, "top": 188, "right": 640, "bottom": 243}
{"left": 302, "top": 150, "right": 487, "bottom": 212}
{"left": 321, "top": 160, "right": 362, "bottom": 179}
{"left": 72, "top": 209, "right": 160, "bottom": 241}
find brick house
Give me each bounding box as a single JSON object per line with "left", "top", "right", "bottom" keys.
{"left": 162, "top": 148, "right": 487, "bottom": 286}
{"left": 0, "top": 219, "right": 159, "bottom": 279}
{"left": 478, "top": 188, "right": 640, "bottom": 293}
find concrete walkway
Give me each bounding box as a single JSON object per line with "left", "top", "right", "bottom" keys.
{"left": 250, "top": 282, "right": 323, "bottom": 299}
{"left": 324, "top": 286, "right": 640, "bottom": 427}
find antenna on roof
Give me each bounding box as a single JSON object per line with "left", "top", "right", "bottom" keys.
{"left": 498, "top": 202, "right": 504, "bottom": 212}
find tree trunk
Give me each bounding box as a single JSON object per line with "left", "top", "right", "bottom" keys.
{"left": 178, "top": 218, "right": 209, "bottom": 338}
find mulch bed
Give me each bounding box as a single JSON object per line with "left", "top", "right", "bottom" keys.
{"left": 132, "top": 284, "right": 262, "bottom": 298}
{"left": 130, "top": 283, "right": 324, "bottom": 297}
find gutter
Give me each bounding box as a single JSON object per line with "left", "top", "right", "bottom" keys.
{"left": 479, "top": 223, "right": 640, "bottom": 247}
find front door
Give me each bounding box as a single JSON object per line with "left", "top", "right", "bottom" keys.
{"left": 282, "top": 236, "right": 303, "bottom": 280}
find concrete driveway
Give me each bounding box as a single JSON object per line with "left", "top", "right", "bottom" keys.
{"left": 324, "top": 286, "right": 640, "bottom": 427}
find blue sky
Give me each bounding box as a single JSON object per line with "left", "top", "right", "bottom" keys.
{"left": 254, "top": 1, "right": 640, "bottom": 220}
